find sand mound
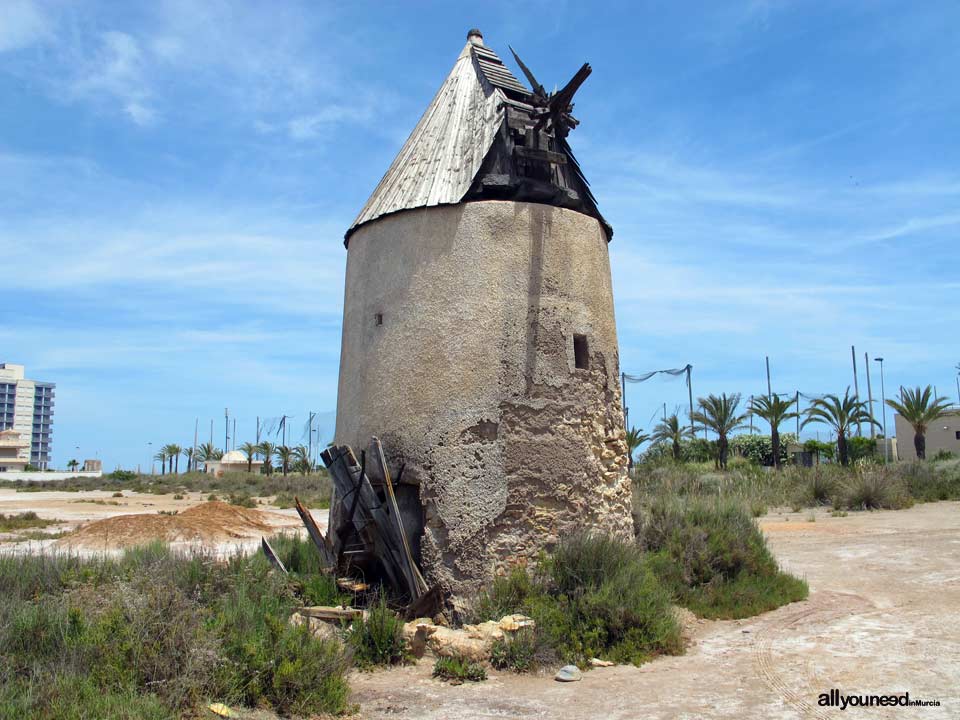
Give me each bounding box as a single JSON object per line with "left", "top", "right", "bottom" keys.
{"left": 59, "top": 501, "right": 285, "bottom": 550}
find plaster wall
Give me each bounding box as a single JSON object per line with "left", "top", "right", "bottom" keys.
{"left": 335, "top": 200, "right": 631, "bottom": 600}
{"left": 895, "top": 410, "right": 960, "bottom": 460}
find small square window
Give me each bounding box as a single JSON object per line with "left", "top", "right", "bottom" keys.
{"left": 955, "top": 431, "right": 960, "bottom": 440}
{"left": 374, "top": 313, "right": 383, "bottom": 326}
{"left": 573, "top": 334, "right": 589, "bottom": 370}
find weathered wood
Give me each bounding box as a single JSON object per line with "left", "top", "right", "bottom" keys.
{"left": 323, "top": 445, "right": 411, "bottom": 596}
{"left": 372, "top": 436, "right": 428, "bottom": 598}
{"left": 514, "top": 146, "right": 568, "bottom": 165}
{"left": 260, "top": 537, "right": 287, "bottom": 574}
{"left": 296, "top": 606, "right": 364, "bottom": 622}
{"left": 294, "top": 497, "right": 336, "bottom": 570}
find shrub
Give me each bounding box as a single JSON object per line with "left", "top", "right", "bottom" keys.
{"left": 0, "top": 545, "right": 352, "bottom": 719}
{"left": 472, "top": 534, "right": 682, "bottom": 667}
{"left": 348, "top": 595, "right": 408, "bottom": 668}
{"left": 0, "top": 512, "right": 59, "bottom": 532}
{"left": 108, "top": 470, "right": 137, "bottom": 482}
{"left": 844, "top": 468, "right": 910, "bottom": 510}
{"left": 931, "top": 449, "right": 956, "bottom": 462}
{"left": 490, "top": 629, "right": 538, "bottom": 672}
{"left": 432, "top": 655, "right": 487, "bottom": 682}
{"left": 227, "top": 493, "right": 257, "bottom": 508}
{"left": 636, "top": 496, "right": 808, "bottom": 619}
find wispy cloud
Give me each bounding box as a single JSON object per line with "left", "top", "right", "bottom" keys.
{"left": 0, "top": 0, "right": 52, "bottom": 52}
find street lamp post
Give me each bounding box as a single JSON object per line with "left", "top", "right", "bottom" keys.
{"left": 874, "top": 358, "right": 889, "bottom": 463}
{"left": 147, "top": 441, "right": 153, "bottom": 476}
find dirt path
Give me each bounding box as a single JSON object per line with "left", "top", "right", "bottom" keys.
{"left": 350, "top": 502, "right": 959, "bottom": 719}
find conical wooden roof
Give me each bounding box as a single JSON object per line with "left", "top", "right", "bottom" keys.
{"left": 347, "top": 32, "right": 532, "bottom": 241}
{"left": 347, "top": 30, "right": 610, "bottom": 243}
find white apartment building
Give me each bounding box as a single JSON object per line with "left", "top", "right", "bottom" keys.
{"left": 0, "top": 363, "right": 55, "bottom": 470}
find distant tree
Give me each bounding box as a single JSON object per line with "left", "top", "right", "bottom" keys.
{"left": 153, "top": 450, "right": 167, "bottom": 475}
{"left": 257, "top": 441, "right": 276, "bottom": 475}
{"left": 885, "top": 385, "right": 952, "bottom": 460}
{"left": 803, "top": 388, "right": 876, "bottom": 466}
{"left": 275, "top": 445, "right": 293, "bottom": 476}
{"left": 691, "top": 393, "right": 748, "bottom": 469}
{"left": 624, "top": 427, "right": 648, "bottom": 470}
{"left": 196, "top": 443, "right": 223, "bottom": 471}
{"left": 749, "top": 395, "right": 799, "bottom": 469}
{"left": 67, "top": 459, "right": 79, "bottom": 473}
{"left": 239, "top": 442, "right": 258, "bottom": 473}
{"left": 649, "top": 415, "right": 692, "bottom": 462}
{"left": 181, "top": 446, "right": 195, "bottom": 473}
{"left": 164, "top": 444, "right": 182, "bottom": 474}
{"left": 293, "top": 445, "right": 312, "bottom": 475}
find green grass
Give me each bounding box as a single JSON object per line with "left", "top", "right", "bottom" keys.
{"left": 348, "top": 595, "right": 410, "bottom": 669}
{"left": 636, "top": 496, "right": 808, "bottom": 619}
{"left": 490, "top": 629, "right": 538, "bottom": 672}
{"left": 0, "top": 512, "right": 60, "bottom": 533}
{"left": 432, "top": 656, "right": 487, "bottom": 682}
{"left": 0, "top": 541, "right": 351, "bottom": 719}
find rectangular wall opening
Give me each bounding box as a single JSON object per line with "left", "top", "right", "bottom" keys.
{"left": 573, "top": 334, "right": 589, "bottom": 370}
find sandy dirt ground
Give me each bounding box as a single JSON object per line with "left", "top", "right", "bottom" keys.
{"left": 350, "top": 502, "right": 960, "bottom": 719}
{"left": 0, "top": 489, "right": 320, "bottom": 556}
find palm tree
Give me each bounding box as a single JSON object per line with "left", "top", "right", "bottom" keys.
{"left": 749, "top": 395, "right": 798, "bottom": 469}
{"left": 196, "top": 443, "right": 223, "bottom": 471}
{"left": 258, "top": 441, "right": 276, "bottom": 475}
{"left": 67, "top": 459, "right": 79, "bottom": 472}
{"left": 275, "top": 445, "right": 294, "bottom": 476}
{"left": 649, "top": 415, "right": 692, "bottom": 462}
{"left": 885, "top": 385, "right": 952, "bottom": 460}
{"left": 181, "top": 446, "right": 195, "bottom": 473}
{"left": 239, "top": 442, "right": 258, "bottom": 473}
{"left": 803, "top": 388, "right": 876, "bottom": 466}
{"left": 153, "top": 450, "right": 167, "bottom": 475}
{"left": 293, "top": 445, "right": 312, "bottom": 475}
{"left": 624, "top": 427, "right": 649, "bottom": 470}
{"left": 691, "top": 393, "right": 748, "bottom": 469}
{"left": 165, "top": 444, "right": 182, "bottom": 474}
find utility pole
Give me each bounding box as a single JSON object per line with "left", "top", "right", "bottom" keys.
{"left": 795, "top": 390, "right": 800, "bottom": 439}
{"left": 956, "top": 373, "right": 960, "bottom": 407}
{"left": 209, "top": 419, "right": 213, "bottom": 446}
{"left": 192, "top": 418, "right": 198, "bottom": 473}
{"left": 864, "top": 352, "right": 875, "bottom": 440}
{"left": 224, "top": 408, "right": 229, "bottom": 453}
{"left": 851, "top": 345, "right": 862, "bottom": 437}
{"left": 232, "top": 418, "right": 236, "bottom": 451}
{"left": 662, "top": 403, "right": 667, "bottom": 422}
{"left": 621, "top": 372, "right": 628, "bottom": 429}
{"left": 256, "top": 416, "right": 260, "bottom": 445}
{"left": 875, "top": 357, "right": 889, "bottom": 463}
{"left": 686, "top": 365, "right": 695, "bottom": 437}
{"left": 308, "top": 411, "right": 315, "bottom": 464}
{"left": 749, "top": 395, "right": 754, "bottom": 434}
{"left": 765, "top": 356, "right": 772, "bottom": 400}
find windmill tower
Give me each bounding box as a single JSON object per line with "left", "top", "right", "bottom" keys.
{"left": 334, "top": 29, "right": 631, "bottom": 601}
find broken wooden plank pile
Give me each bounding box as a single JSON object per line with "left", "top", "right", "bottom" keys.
{"left": 262, "top": 436, "right": 438, "bottom": 618}
{"left": 322, "top": 437, "right": 431, "bottom": 603}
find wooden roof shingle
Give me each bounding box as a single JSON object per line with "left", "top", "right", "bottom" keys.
{"left": 346, "top": 35, "right": 530, "bottom": 242}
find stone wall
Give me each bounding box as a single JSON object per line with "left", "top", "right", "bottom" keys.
{"left": 335, "top": 200, "right": 631, "bottom": 603}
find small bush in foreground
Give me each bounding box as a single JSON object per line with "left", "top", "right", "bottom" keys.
{"left": 349, "top": 595, "right": 408, "bottom": 669}
{"left": 432, "top": 656, "right": 487, "bottom": 682}
{"left": 0, "top": 544, "right": 352, "bottom": 719}
{"left": 637, "top": 496, "right": 808, "bottom": 619}
{"left": 490, "top": 629, "right": 538, "bottom": 672}
{"left": 472, "top": 534, "right": 682, "bottom": 668}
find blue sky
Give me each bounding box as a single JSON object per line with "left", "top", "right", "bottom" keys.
{"left": 2, "top": 0, "right": 959, "bottom": 469}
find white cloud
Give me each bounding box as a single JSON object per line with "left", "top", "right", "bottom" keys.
{"left": 69, "top": 31, "right": 157, "bottom": 125}
{"left": 0, "top": 0, "right": 52, "bottom": 52}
